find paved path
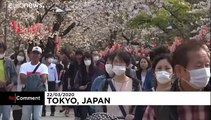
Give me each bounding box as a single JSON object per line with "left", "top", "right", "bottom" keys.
{"left": 10, "top": 106, "right": 75, "bottom": 120}
{"left": 42, "top": 106, "right": 75, "bottom": 120}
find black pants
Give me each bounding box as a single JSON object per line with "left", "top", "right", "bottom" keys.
{"left": 42, "top": 81, "right": 56, "bottom": 113}
{"left": 134, "top": 106, "right": 147, "bottom": 120}
{"left": 13, "top": 109, "right": 22, "bottom": 120}
{"left": 74, "top": 106, "right": 89, "bottom": 120}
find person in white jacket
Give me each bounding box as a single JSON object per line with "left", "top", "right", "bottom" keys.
{"left": 42, "top": 54, "right": 59, "bottom": 117}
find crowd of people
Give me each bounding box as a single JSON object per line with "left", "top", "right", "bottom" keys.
{"left": 0, "top": 39, "right": 210, "bottom": 120}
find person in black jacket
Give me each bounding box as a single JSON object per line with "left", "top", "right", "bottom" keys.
{"left": 59, "top": 55, "right": 72, "bottom": 117}
{"left": 74, "top": 52, "right": 103, "bottom": 120}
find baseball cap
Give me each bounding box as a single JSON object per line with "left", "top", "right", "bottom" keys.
{"left": 32, "top": 46, "right": 42, "bottom": 54}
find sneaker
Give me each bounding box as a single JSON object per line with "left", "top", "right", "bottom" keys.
{"left": 59, "top": 108, "right": 65, "bottom": 113}
{"left": 50, "top": 112, "right": 55, "bottom": 116}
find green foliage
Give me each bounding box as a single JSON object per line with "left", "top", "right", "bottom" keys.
{"left": 128, "top": 12, "right": 152, "bottom": 28}
{"left": 128, "top": 0, "right": 207, "bottom": 40}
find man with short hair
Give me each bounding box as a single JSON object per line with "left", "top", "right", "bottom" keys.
{"left": 143, "top": 40, "right": 210, "bottom": 120}
{"left": 20, "top": 46, "right": 48, "bottom": 120}
{"left": 0, "top": 42, "right": 17, "bottom": 120}
{"left": 173, "top": 40, "right": 210, "bottom": 91}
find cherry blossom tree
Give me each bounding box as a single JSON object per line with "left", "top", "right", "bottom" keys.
{"left": 1, "top": 0, "right": 209, "bottom": 55}
{"left": 1, "top": 0, "right": 153, "bottom": 52}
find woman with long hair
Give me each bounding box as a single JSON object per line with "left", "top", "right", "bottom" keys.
{"left": 12, "top": 50, "right": 27, "bottom": 120}
{"left": 136, "top": 57, "right": 151, "bottom": 89}
{"left": 74, "top": 52, "right": 103, "bottom": 120}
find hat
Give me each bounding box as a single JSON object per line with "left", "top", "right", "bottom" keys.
{"left": 32, "top": 46, "right": 42, "bottom": 54}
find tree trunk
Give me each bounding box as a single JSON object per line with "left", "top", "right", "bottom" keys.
{"left": 4, "top": 1, "right": 8, "bottom": 45}
{"left": 0, "top": 0, "right": 3, "bottom": 11}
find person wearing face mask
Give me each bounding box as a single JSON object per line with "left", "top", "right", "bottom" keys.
{"left": 142, "top": 54, "right": 174, "bottom": 120}
{"left": 0, "top": 42, "right": 17, "bottom": 120}
{"left": 92, "top": 50, "right": 105, "bottom": 72}
{"left": 42, "top": 54, "right": 59, "bottom": 117}
{"left": 151, "top": 54, "right": 174, "bottom": 91}
{"left": 91, "top": 53, "right": 115, "bottom": 91}
{"left": 12, "top": 50, "right": 27, "bottom": 120}
{"left": 74, "top": 52, "right": 103, "bottom": 120}
{"left": 173, "top": 41, "right": 210, "bottom": 92}
{"left": 98, "top": 51, "right": 140, "bottom": 120}
{"left": 143, "top": 40, "right": 210, "bottom": 120}
{"left": 14, "top": 50, "right": 27, "bottom": 90}
{"left": 144, "top": 46, "right": 171, "bottom": 91}
{"left": 90, "top": 53, "right": 116, "bottom": 113}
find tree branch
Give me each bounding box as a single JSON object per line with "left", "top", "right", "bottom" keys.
{"left": 122, "top": 32, "right": 130, "bottom": 45}
{"left": 52, "top": 22, "right": 62, "bottom": 32}
{"left": 0, "top": 0, "right": 3, "bottom": 11}
{"left": 162, "top": 6, "right": 183, "bottom": 23}
{"left": 130, "top": 31, "right": 136, "bottom": 41}
{"left": 39, "top": 4, "right": 55, "bottom": 23}
{"left": 60, "top": 22, "right": 76, "bottom": 37}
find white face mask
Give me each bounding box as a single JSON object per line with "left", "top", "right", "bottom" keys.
{"left": 84, "top": 60, "right": 91, "bottom": 66}
{"left": 48, "top": 58, "right": 54, "bottom": 63}
{"left": 17, "top": 55, "right": 24, "bottom": 62}
{"left": 112, "top": 65, "right": 126, "bottom": 76}
{"left": 105, "top": 64, "right": 114, "bottom": 75}
{"left": 188, "top": 67, "right": 210, "bottom": 89}
{"left": 0, "top": 53, "right": 5, "bottom": 59}
{"left": 93, "top": 56, "right": 99, "bottom": 61}
{"left": 67, "top": 64, "right": 70, "bottom": 69}
{"left": 155, "top": 71, "right": 172, "bottom": 84}
{"left": 53, "top": 59, "right": 58, "bottom": 63}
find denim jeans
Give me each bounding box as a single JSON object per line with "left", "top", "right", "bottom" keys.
{"left": 0, "top": 105, "right": 11, "bottom": 120}
{"left": 21, "top": 105, "right": 42, "bottom": 120}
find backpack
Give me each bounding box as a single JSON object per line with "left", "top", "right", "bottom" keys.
{"left": 23, "top": 63, "right": 46, "bottom": 92}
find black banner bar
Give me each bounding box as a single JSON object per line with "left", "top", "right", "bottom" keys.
{"left": 0, "top": 92, "right": 44, "bottom": 105}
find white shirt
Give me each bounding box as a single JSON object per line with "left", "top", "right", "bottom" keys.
{"left": 20, "top": 62, "right": 49, "bottom": 90}
{"left": 20, "top": 62, "right": 48, "bottom": 75}
{"left": 47, "top": 63, "right": 59, "bottom": 83}
{"left": 141, "top": 74, "right": 146, "bottom": 88}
